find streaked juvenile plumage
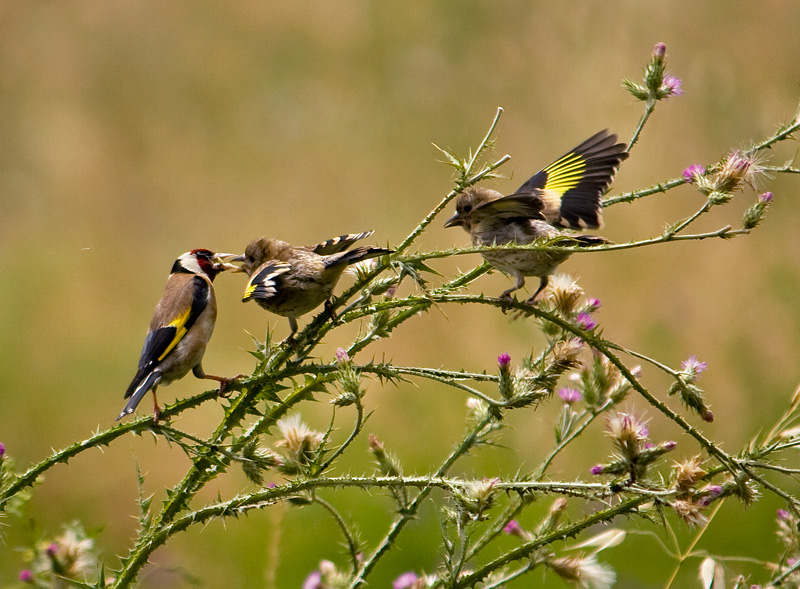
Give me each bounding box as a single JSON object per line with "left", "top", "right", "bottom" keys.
{"left": 118, "top": 249, "right": 238, "bottom": 422}
{"left": 445, "top": 130, "right": 628, "bottom": 303}
{"left": 237, "top": 231, "right": 392, "bottom": 342}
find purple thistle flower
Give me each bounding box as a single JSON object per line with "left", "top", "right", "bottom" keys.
{"left": 558, "top": 387, "right": 583, "bottom": 405}
{"left": 575, "top": 312, "right": 597, "bottom": 331}
{"left": 46, "top": 542, "right": 59, "bottom": 557}
{"left": 497, "top": 353, "right": 511, "bottom": 368}
{"left": 302, "top": 571, "right": 322, "bottom": 589}
{"left": 682, "top": 164, "right": 706, "bottom": 182}
{"left": 661, "top": 74, "right": 684, "bottom": 98}
{"left": 19, "top": 570, "right": 34, "bottom": 583}
{"left": 759, "top": 191, "right": 773, "bottom": 203}
{"left": 335, "top": 347, "right": 350, "bottom": 364}
{"left": 0, "top": 442, "right": 4, "bottom": 458}
{"left": 590, "top": 465, "right": 605, "bottom": 475}
{"left": 586, "top": 297, "right": 601, "bottom": 311}
{"left": 707, "top": 485, "right": 723, "bottom": 497}
{"left": 681, "top": 355, "right": 708, "bottom": 376}
{"left": 644, "top": 442, "right": 654, "bottom": 449}
{"left": 503, "top": 519, "right": 524, "bottom": 536}
{"left": 653, "top": 42, "right": 666, "bottom": 58}
{"left": 778, "top": 509, "right": 792, "bottom": 521}
{"left": 639, "top": 425, "right": 649, "bottom": 438}
{"left": 393, "top": 572, "right": 420, "bottom": 589}
{"left": 663, "top": 441, "right": 677, "bottom": 450}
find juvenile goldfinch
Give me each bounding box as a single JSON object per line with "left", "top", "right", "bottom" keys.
{"left": 445, "top": 130, "right": 628, "bottom": 304}
{"left": 236, "top": 231, "right": 392, "bottom": 342}
{"left": 118, "top": 249, "right": 239, "bottom": 422}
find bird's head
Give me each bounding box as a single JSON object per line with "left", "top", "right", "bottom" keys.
{"left": 232, "top": 238, "right": 288, "bottom": 276}
{"left": 444, "top": 187, "right": 499, "bottom": 232}
{"left": 172, "top": 249, "right": 239, "bottom": 281}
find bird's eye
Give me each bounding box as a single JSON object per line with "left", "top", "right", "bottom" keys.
{"left": 462, "top": 204, "right": 472, "bottom": 213}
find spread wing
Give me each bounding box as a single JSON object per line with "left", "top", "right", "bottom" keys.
{"left": 514, "top": 130, "right": 628, "bottom": 229}
{"left": 124, "top": 275, "right": 210, "bottom": 400}
{"left": 473, "top": 194, "right": 545, "bottom": 222}
{"left": 242, "top": 261, "right": 292, "bottom": 302}
{"left": 311, "top": 231, "right": 374, "bottom": 256}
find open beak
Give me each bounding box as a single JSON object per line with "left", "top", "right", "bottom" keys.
{"left": 228, "top": 254, "right": 248, "bottom": 272}
{"left": 444, "top": 212, "right": 464, "bottom": 228}
{"left": 212, "top": 253, "right": 242, "bottom": 272}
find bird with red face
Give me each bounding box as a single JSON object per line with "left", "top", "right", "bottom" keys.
{"left": 118, "top": 249, "right": 239, "bottom": 422}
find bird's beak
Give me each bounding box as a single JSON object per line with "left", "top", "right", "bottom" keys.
{"left": 228, "top": 254, "right": 247, "bottom": 272}
{"left": 444, "top": 212, "right": 464, "bottom": 228}
{"left": 212, "top": 253, "right": 242, "bottom": 272}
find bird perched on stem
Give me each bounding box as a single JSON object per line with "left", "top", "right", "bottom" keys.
{"left": 235, "top": 231, "right": 392, "bottom": 344}
{"left": 445, "top": 130, "right": 628, "bottom": 304}
{"left": 118, "top": 249, "right": 239, "bottom": 422}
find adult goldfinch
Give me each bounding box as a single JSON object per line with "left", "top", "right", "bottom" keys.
{"left": 118, "top": 249, "right": 238, "bottom": 422}
{"left": 445, "top": 130, "right": 628, "bottom": 304}
{"left": 236, "top": 231, "right": 392, "bottom": 343}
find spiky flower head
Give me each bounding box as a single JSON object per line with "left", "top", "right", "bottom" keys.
{"left": 545, "top": 553, "right": 616, "bottom": 589}
{"left": 743, "top": 191, "right": 774, "bottom": 229}
{"left": 503, "top": 519, "right": 526, "bottom": 538}
{"left": 661, "top": 74, "right": 684, "bottom": 98}
{"left": 335, "top": 347, "right": 350, "bottom": 365}
{"left": 19, "top": 570, "right": 33, "bottom": 583}
{"left": 606, "top": 412, "right": 650, "bottom": 456}
{"left": 681, "top": 355, "right": 708, "bottom": 380}
{"left": 672, "top": 498, "right": 709, "bottom": 527}
{"left": 575, "top": 312, "right": 597, "bottom": 331}
{"left": 241, "top": 437, "right": 284, "bottom": 486}
{"left": 697, "top": 150, "right": 767, "bottom": 197}
{"left": 275, "top": 414, "right": 324, "bottom": 469}
{"left": 558, "top": 387, "right": 583, "bottom": 405}
{"left": 455, "top": 478, "right": 500, "bottom": 522}
{"left": 535, "top": 497, "right": 569, "bottom": 537}
{"left": 682, "top": 164, "right": 706, "bottom": 183}
{"left": 547, "top": 274, "right": 585, "bottom": 316}
{"left": 393, "top": 572, "right": 422, "bottom": 589}
{"left": 673, "top": 456, "right": 707, "bottom": 495}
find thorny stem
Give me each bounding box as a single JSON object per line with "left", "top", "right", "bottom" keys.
{"left": 396, "top": 107, "right": 510, "bottom": 255}
{"left": 348, "top": 414, "right": 495, "bottom": 588}
{"left": 313, "top": 496, "right": 362, "bottom": 575}
{"left": 663, "top": 500, "right": 725, "bottom": 589}
{"left": 628, "top": 99, "right": 657, "bottom": 152}
{"left": 3, "top": 104, "right": 799, "bottom": 588}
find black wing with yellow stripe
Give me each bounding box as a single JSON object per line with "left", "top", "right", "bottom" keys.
{"left": 242, "top": 261, "right": 292, "bottom": 302}
{"left": 515, "top": 130, "right": 628, "bottom": 229}
{"left": 311, "top": 231, "right": 374, "bottom": 256}
{"left": 124, "top": 276, "right": 209, "bottom": 400}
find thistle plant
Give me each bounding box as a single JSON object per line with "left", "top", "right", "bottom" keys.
{"left": 3, "top": 42, "right": 800, "bottom": 588}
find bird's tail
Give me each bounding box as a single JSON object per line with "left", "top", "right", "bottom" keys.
{"left": 117, "top": 370, "right": 161, "bottom": 421}
{"left": 329, "top": 246, "right": 393, "bottom": 268}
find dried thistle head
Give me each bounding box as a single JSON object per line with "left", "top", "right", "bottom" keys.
{"left": 672, "top": 498, "right": 709, "bottom": 527}
{"left": 547, "top": 274, "right": 585, "bottom": 316}
{"left": 274, "top": 414, "right": 324, "bottom": 468}
{"left": 544, "top": 553, "right": 616, "bottom": 589}
{"left": 673, "top": 455, "right": 707, "bottom": 495}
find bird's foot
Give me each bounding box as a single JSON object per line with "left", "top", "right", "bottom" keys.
{"left": 218, "top": 374, "right": 245, "bottom": 398}
{"left": 498, "top": 292, "right": 516, "bottom": 314}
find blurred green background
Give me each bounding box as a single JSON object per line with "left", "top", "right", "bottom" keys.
{"left": 2, "top": 2, "right": 800, "bottom": 587}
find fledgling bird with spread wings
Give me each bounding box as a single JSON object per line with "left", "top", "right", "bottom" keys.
{"left": 118, "top": 249, "right": 239, "bottom": 422}
{"left": 235, "top": 231, "right": 392, "bottom": 343}
{"left": 445, "top": 130, "right": 628, "bottom": 304}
